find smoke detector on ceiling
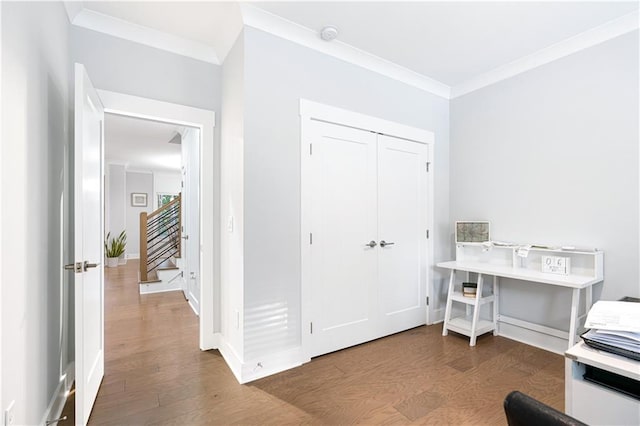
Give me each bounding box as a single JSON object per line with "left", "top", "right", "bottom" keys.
{"left": 320, "top": 25, "right": 339, "bottom": 41}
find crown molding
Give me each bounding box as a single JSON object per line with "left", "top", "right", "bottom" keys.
{"left": 451, "top": 9, "right": 640, "bottom": 99}
{"left": 63, "top": 1, "right": 83, "bottom": 24}
{"left": 70, "top": 8, "right": 220, "bottom": 65}
{"left": 240, "top": 4, "right": 451, "bottom": 99}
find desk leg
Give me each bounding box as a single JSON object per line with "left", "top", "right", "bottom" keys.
{"left": 469, "top": 273, "right": 484, "bottom": 346}
{"left": 442, "top": 270, "right": 455, "bottom": 336}
{"left": 493, "top": 276, "right": 499, "bottom": 336}
{"left": 568, "top": 288, "right": 580, "bottom": 348}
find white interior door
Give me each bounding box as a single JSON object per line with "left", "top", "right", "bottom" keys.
{"left": 310, "top": 121, "right": 378, "bottom": 357}
{"left": 377, "top": 135, "right": 428, "bottom": 334}
{"left": 180, "top": 166, "right": 189, "bottom": 300}
{"left": 73, "top": 63, "right": 105, "bottom": 425}
{"left": 182, "top": 128, "right": 200, "bottom": 313}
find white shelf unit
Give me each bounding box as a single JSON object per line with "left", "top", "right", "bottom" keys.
{"left": 565, "top": 342, "right": 640, "bottom": 425}
{"left": 441, "top": 268, "right": 498, "bottom": 346}
{"left": 439, "top": 243, "right": 604, "bottom": 348}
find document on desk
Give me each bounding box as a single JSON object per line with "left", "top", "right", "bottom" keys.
{"left": 585, "top": 301, "right": 640, "bottom": 333}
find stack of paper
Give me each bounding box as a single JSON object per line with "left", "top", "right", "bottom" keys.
{"left": 583, "top": 301, "right": 640, "bottom": 360}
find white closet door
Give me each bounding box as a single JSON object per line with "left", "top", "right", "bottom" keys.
{"left": 377, "top": 135, "right": 428, "bottom": 334}
{"left": 309, "top": 121, "right": 378, "bottom": 357}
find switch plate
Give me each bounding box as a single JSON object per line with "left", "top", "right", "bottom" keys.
{"left": 5, "top": 400, "right": 15, "bottom": 426}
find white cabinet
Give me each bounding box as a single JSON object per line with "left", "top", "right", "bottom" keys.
{"left": 565, "top": 342, "right": 640, "bottom": 425}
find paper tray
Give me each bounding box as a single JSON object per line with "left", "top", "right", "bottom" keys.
{"left": 581, "top": 331, "right": 640, "bottom": 362}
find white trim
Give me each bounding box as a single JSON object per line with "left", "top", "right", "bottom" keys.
{"left": 241, "top": 4, "right": 450, "bottom": 100}
{"left": 70, "top": 8, "right": 219, "bottom": 65}
{"left": 0, "top": 0, "right": 3, "bottom": 416}
{"left": 498, "top": 321, "right": 567, "bottom": 355}
{"left": 218, "top": 340, "right": 244, "bottom": 383}
{"left": 241, "top": 347, "right": 305, "bottom": 384}
{"left": 299, "top": 99, "right": 435, "bottom": 361}
{"left": 125, "top": 253, "right": 140, "bottom": 260}
{"left": 139, "top": 282, "right": 182, "bottom": 295}
{"left": 40, "top": 362, "right": 74, "bottom": 426}
{"left": 299, "top": 99, "right": 433, "bottom": 144}
{"left": 218, "top": 337, "right": 305, "bottom": 384}
{"left": 96, "top": 89, "right": 218, "bottom": 351}
{"left": 451, "top": 10, "right": 640, "bottom": 98}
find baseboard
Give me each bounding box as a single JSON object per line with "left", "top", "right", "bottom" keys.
{"left": 40, "top": 362, "right": 74, "bottom": 426}
{"left": 240, "top": 346, "right": 304, "bottom": 383}
{"left": 188, "top": 298, "right": 199, "bottom": 316}
{"left": 429, "top": 307, "right": 445, "bottom": 325}
{"left": 126, "top": 253, "right": 140, "bottom": 259}
{"left": 139, "top": 280, "right": 182, "bottom": 294}
{"left": 218, "top": 340, "right": 244, "bottom": 383}
{"left": 497, "top": 321, "right": 567, "bottom": 355}
{"left": 216, "top": 336, "right": 305, "bottom": 384}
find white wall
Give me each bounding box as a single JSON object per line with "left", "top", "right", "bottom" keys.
{"left": 1, "top": 2, "right": 72, "bottom": 424}
{"left": 153, "top": 171, "right": 181, "bottom": 209}
{"left": 125, "top": 171, "right": 154, "bottom": 257}
{"left": 70, "top": 26, "right": 220, "bottom": 112}
{"left": 240, "top": 27, "right": 451, "bottom": 367}
{"left": 220, "top": 31, "right": 245, "bottom": 366}
{"left": 450, "top": 31, "right": 639, "bottom": 346}
{"left": 107, "top": 164, "right": 126, "bottom": 237}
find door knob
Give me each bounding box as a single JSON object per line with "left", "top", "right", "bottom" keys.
{"left": 366, "top": 240, "right": 377, "bottom": 248}
{"left": 83, "top": 261, "right": 100, "bottom": 271}
{"left": 182, "top": 235, "right": 189, "bottom": 240}
{"left": 380, "top": 240, "right": 395, "bottom": 248}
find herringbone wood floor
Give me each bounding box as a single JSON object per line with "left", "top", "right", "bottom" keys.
{"left": 61, "top": 260, "right": 564, "bottom": 425}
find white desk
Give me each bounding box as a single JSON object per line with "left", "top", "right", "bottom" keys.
{"left": 565, "top": 342, "right": 640, "bottom": 425}
{"left": 438, "top": 245, "right": 603, "bottom": 348}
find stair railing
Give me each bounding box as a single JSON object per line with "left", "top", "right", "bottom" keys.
{"left": 140, "top": 194, "right": 181, "bottom": 282}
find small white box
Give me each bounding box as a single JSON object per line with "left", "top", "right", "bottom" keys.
{"left": 542, "top": 255, "right": 571, "bottom": 275}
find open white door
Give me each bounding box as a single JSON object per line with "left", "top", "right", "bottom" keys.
{"left": 73, "top": 63, "right": 105, "bottom": 425}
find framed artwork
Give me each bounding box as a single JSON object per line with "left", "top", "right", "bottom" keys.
{"left": 131, "top": 193, "right": 148, "bottom": 207}
{"left": 455, "top": 221, "right": 490, "bottom": 243}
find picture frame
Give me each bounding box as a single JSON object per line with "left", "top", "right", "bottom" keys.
{"left": 131, "top": 193, "right": 148, "bottom": 207}
{"left": 455, "top": 221, "right": 490, "bottom": 243}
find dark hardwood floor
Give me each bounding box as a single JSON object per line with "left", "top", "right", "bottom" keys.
{"left": 61, "top": 260, "right": 564, "bottom": 425}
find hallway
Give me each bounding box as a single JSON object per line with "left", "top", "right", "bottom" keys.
{"left": 62, "top": 260, "right": 564, "bottom": 425}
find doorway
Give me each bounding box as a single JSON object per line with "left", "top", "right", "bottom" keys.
{"left": 103, "top": 114, "right": 200, "bottom": 313}
{"left": 71, "top": 67, "right": 217, "bottom": 424}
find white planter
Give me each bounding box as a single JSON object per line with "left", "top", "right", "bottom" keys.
{"left": 118, "top": 254, "right": 127, "bottom": 265}
{"left": 106, "top": 257, "right": 119, "bottom": 268}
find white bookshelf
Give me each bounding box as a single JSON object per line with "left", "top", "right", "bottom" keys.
{"left": 439, "top": 243, "right": 604, "bottom": 348}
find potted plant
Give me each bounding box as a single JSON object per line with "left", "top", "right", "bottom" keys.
{"left": 105, "top": 230, "right": 126, "bottom": 268}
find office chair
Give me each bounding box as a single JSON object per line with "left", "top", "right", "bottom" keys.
{"left": 503, "top": 391, "right": 587, "bottom": 426}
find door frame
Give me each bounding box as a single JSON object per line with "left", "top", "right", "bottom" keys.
{"left": 299, "top": 99, "right": 435, "bottom": 361}
{"left": 97, "top": 89, "right": 219, "bottom": 350}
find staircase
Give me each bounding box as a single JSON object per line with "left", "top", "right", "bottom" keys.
{"left": 139, "top": 194, "right": 184, "bottom": 294}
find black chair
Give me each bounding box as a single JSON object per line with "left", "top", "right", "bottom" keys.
{"left": 503, "top": 391, "right": 587, "bottom": 426}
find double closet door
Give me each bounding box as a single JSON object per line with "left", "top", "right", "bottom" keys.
{"left": 308, "top": 120, "right": 429, "bottom": 358}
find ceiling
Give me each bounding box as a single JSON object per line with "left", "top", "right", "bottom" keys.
{"left": 72, "top": 1, "right": 639, "bottom": 89}
{"left": 104, "top": 114, "right": 184, "bottom": 173}
{"left": 252, "top": 1, "right": 639, "bottom": 86}
{"left": 82, "top": 1, "right": 637, "bottom": 166}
